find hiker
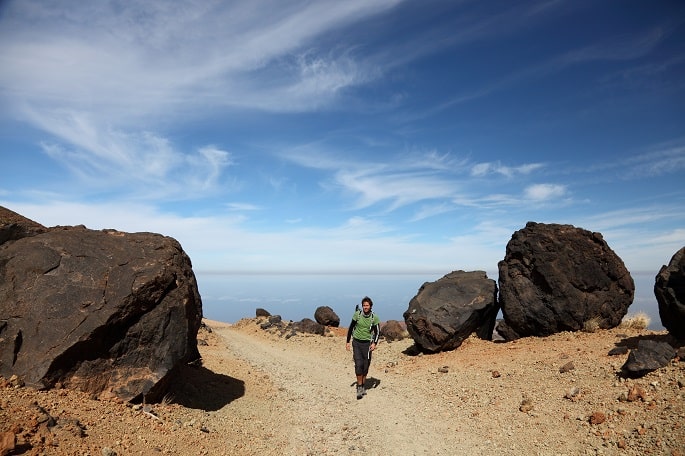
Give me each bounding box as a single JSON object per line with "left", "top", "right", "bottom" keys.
{"left": 345, "top": 296, "right": 380, "bottom": 400}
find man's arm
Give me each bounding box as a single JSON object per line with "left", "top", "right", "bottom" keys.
{"left": 371, "top": 320, "right": 380, "bottom": 345}
{"left": 346, "top": 319, "right": 356, "bottom": 343}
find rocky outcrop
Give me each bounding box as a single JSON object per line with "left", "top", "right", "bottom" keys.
{"left": 257, "top": 316, "right": 327, "bottom": 338}
{"left": 403, "top": 271, "right": 498, "bottom": 353}
{"left": 0, "top": 215, "right": 203, "bottom": 403}
{"left": 654, "top": 246, "right": 685, "bottom": 339}
{"left": 498, "top": 222, "right": 634, "bottom": 339}
{"left": 314, "top": 306, "right": 340, "bottom": 327}
{"left": 0, "top": 206, "right": 46, "bottom": 245}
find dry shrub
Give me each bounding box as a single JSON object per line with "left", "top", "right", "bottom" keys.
{"left": 161, "top": 393, "right": 175, "bottom": 406}
{"left": 582, "top": 317, "right": 602, "bottom": 333}
{"left": 619, "top": 312, "right": 651, "bottom": 330}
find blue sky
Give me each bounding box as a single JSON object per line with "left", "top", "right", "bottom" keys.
{"left": 1, "top": 0, "right": 684, "bottom": 277}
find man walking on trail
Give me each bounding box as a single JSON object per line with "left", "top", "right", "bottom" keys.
{"left": 345, "top": 296, "right": 380, "bottom": 400}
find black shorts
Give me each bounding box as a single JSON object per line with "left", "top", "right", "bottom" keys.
{"left": 352, "top": 339, "right": 372, "bottom": 376}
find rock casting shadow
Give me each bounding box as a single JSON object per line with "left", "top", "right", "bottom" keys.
{"left": 402, "top": 344, "right": 423, "bottom": 356}
{"left": 615, "top": 333, "right": 684, "bottom": 350}
{"left": 167, "top": 364, "right": 245, "bottom": 411}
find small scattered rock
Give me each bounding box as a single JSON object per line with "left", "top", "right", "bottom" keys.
{"left": 627, "top": 386, "right": 648, "bottom": 402}
{"left": 491, "top": 370, "right": 501, "bottom": 378}
{"left": 565, "top": 387, "right": 581, "bottom": 400}
{"left": 589, "top": 411, "right": 606, "bottom": 425}
{"left": 519, "top": 398, "right": 533, "bottom": 413}
{"left": 559, "top": 361, "right": 575, "bottom": 373}
{"left": 438, "top": 366, "right": 449, "bottom": 374}
{"left": 677, "top": 347, "right": 685, "bottom": 361}
{"left": 8, "top": 375, "right": 24, "bottom": 388}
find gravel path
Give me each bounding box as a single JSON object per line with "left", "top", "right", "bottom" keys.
{"left": 216, "top": 325, "right": 477, "bottom": 455}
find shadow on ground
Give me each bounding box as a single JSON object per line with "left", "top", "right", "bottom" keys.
{"left": 166, "top": 363, "right": 245, "bottom": 411}
{"left": 615, "top": 332, "right": 684, "bottom": 350}
{"left": 348, "top": 377, "right": 382, "bottom": 390}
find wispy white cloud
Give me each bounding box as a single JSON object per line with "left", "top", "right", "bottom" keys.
{"left": 471, "top": 161, "right": 544, "bottom": 178}
{"left": 226, "top": 202, "right": 262, "bottom": 212}
{"left": 334, "top": 167, "right": 460, "bottom": 211}
{"left": 555, "top": 137, "right": 685, "bottom": 181}
{"left": 576, "top": 205, "right": 685, "bottom": 233}
{"left": 31, "top": 111, "right": 234, "bottom": 199}
{"left": 523, "top": 183, "right": 567, "bottom": 201}
{"left": 282, "top": 146, "right": 567, "bottom": 216}
{"left": 193, "top": 146, "right": 234, "bottom": 190}
{"left": 0, "top": 0, "right": 403, "bottom": 119}
{"left": 622, "top": 140, "right": 685, "bottom": 178}
{"left": 409, "top": 203, "right": 457, "bottom": 222}
{"left": 0, "top": 0, "right": 407, "bottom": 201}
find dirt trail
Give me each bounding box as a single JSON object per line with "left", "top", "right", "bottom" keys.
{"left": 215, "top": 325, "right": 478, "bottom": 455}
{"left": 1, "top": 319, "right": 682, "bottom": 455}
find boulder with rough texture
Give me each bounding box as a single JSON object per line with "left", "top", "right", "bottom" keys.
{"left": 621, "top": 339, "right": 676, "bottom": 378}
{"left": 654, "top": 246, "right": 685, "bottom": 339}
{"left": 498, "top": 222, "right": 634, "bottom": 338}
{"left": 0, "top": 206, "right": 46, "bottom": 245}
{"left": 314, "top": 306, "right": 340, "bottom": 327}
{"left": 0, "top": 218, "right": 203, "bottom": 403}
{"left": 0, "top": 431, "right": 15, "bottom": 456}
{"left": 292, "top": 318, "right": 325, "bottom": 335}
{"left": 403, "top": 271, "right": 498, "bottom": 352}
{"left": 255, "top": 308, "right": 271, "bottom": 318}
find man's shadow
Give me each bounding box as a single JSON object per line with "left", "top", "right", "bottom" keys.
{"left": 349, "top": 377, "right": 381, "bottom": 390}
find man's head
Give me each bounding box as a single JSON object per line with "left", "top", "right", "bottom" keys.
{"left": 361, "top": 296, "right": 373, "bottom": 313}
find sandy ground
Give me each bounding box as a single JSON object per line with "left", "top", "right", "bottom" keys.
{"left": 1, "top": 318, "right": 684, "bottom": 455}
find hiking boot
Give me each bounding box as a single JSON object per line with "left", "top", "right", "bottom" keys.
{"left": 362, "top": 385, "right": 367, "bottom": 396}
{"left": 356, "top": 385, "right": 363, "bottom": 399}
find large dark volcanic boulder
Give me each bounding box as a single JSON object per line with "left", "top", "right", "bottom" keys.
{"left": 403, "top": 271, "right": 498, "bottom": 352}
{"left": 292, "top": 318, "right": 325, "bottom": 335}
{"left": 314, "top": 306, "right": 340, "bottom": 327}
{"left": 0, "top": 213, "right": 202, "bottom": 402}
{"left": 498, "top": 222, "right": 634, "bottom": 338}
{"left": 655, "top": 246, "right": 685, "bottom": 339}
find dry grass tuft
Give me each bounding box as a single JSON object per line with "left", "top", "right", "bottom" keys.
{"left": 619, "top": 312, "right": 651, "bottom": 330}
{"left": 582, "top": 317, "right": 602, "bottom": 333}
{"left": 161, "top": 393, "right": 175, "bottom": 406}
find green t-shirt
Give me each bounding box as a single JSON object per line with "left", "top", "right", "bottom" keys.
{"left": 351, "top": 310, "right": 380, "bottom": 341}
